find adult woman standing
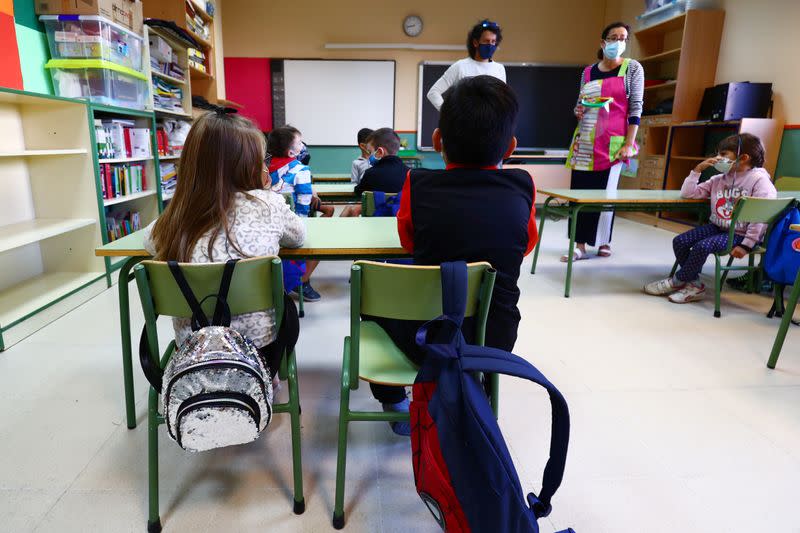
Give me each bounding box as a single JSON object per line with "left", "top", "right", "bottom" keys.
{"left": 427, "top": 19, "right": 506, "bottom": 110}
{"left": 563, "top": 21, "right": 644, "bottom": 261}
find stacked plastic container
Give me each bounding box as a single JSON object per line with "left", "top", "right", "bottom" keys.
{"left": 42, "top": 15, "right": 148, "bottom": 109}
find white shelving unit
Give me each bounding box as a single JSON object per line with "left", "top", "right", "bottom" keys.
{"left": 0, "top": 90, "right": 107, "bottom": 350}
{"left": 98, "top": 156, "right": 154, "bottom": 164}
{"left": 103, "top": 190, "right": 158, "bottom": 206}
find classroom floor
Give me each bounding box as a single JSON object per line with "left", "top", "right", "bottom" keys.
{"left": 2, "top": 217, "right": 799, "bottom": 533}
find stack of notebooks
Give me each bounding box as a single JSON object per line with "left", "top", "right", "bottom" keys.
{"left": 94, "top": 119, "right": 152, "bottom": 160}
{"left": 150, "top": 57, "right": 185, "bottom": 82}
{"left": 101, "top": 163, "right": 148, "bottom": 199}
{"left": 153, "top": 77, "right": 184, "bottom": 112}
{"left": 188, "top": 47, "right": 207, "bottom": 73}
{"left": 185, "top": 1, "right": 211, "bottom": 40}
{"left": 106, "top": 210, "right": 141, "bottom": 242}
{"left": 160, "top": 162, "right": 178, "bottom": 199}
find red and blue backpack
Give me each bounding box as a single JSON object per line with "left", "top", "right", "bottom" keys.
{"left": 410, "top": 261, "right": 573, "bottom": 533}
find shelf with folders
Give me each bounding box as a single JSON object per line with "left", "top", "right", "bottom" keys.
{"left": 145, "top": 25, "right": 194, "bottom": 117}
{"left": 0, "top": 88, "right": 108, "bottom": 351}
{"left": 89, "top": 105, "right": 163, "bottom": 274}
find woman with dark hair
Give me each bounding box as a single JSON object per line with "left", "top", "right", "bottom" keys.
{"left": 563, "top": 21, "right": 644, "bottom": 261}
{"left": 426, "top": 19, "right": 506, "bottom": 110}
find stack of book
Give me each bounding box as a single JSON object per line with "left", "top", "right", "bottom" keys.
{"left": 106, "top": 210, "right": 141, "bottom": 241}
{"left": 150, "top": 56, "right": 185, "bottom": 82}
{"left": 188, "top": 47, "right": 207, "bottom": 73}
{"left": 186, "top": 2, "right": 210, "bottom": 40}
{"left": 153, "top": 77, "right": 184, "bottom": 112}
{"left": 100, "top": 163, "right": 148, "bottom": 199}
{"left": 160, "top": 162, "right": 178, "bottom": 199}
{"left": 95, "top": 119, "right": 152, "bottom": 160}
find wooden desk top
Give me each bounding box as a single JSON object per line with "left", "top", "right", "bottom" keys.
{"left": 538, "top": 189, "right": 708, "bottom": 204}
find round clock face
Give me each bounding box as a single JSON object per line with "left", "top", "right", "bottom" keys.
{"left": 404, "top": 15, "right": 423, "bottom": 37}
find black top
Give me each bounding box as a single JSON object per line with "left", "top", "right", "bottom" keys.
{"left": 354, "top": 155, "right": 408, "bottom": 195}
{"left": 590, "top": 63, "right": 621, "bottom": 81}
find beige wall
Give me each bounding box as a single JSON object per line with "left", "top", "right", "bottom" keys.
{"left": 221, "top": 0, "right": 608, "bottom": 130}
{"left": 605, "top": 0, "right": 800, "bottom": 123}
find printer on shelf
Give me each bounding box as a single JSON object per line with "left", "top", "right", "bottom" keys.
{"left": 698, "top": 82, "right": 773, "bottom": 122}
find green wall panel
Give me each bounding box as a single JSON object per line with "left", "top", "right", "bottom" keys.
{"left": 13, "top": 0, "right": 39, "bottom": 30}
{"left": 776, "top": 129, "right": 800, "bottom": 179}
{"left": 15, "top": 24, "right": 53, "bottom": 95}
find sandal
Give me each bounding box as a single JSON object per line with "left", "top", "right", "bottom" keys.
{"left": 598, "top": 245, "right": 612, "bottom": 257}
{"left": 560, "top": 248, "right": 589, "bottom": 263}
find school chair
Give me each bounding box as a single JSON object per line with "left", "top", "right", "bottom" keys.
{"left": 670, "top": 197, "right": 794, "bottom": 318}
{"left": 360, "top": 191, "right": 399, "bottom": 217}
{"left": 134, "top": 257, "right": 304, "bottom": 533}
{"left": 332, "top": 260, "right": 497, "bottom": 529}
{"left": 766, "top": 222, "right": 800, "bottom": 369}
{"left": 775, "top": 176, "right": 800, "bottom": 192}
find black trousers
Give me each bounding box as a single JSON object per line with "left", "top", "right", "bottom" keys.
{"left": 368, "top": 290, "right": 521, "bottom": 404}
{"left": 569, "top": 167, "right": 616, "bottom": 247}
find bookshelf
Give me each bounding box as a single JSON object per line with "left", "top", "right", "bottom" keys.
{"left": 143, "top": 0, "right": 218, "bottom": 102}
{"left": 0, "top": 88, "right": 107, "bottom": 350}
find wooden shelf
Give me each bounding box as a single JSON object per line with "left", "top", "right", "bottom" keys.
{"left": 103, "top": 190, "right": 158, "bottom": 207}
{"left": 154, "top": 107, "right": 193, "bottom": 119}
{"left": 152, "top": 70, "right": 187, "bottom": 85}
{"left": 189, "top": 65, "right": 212, "bottom": 79}
{"left": 0, "top": 218, "right": 96, "bottom": 254}
{"left": 188, "top": 0, "right": 213, "bottom": 22}
{"left": 635, "top": 12, "right": 687, "bottom": 38}
{"left": 159, "top": 154, "right": 181, "bottom": 160}
{"left": 639, "top": 47, "right": 682, "bottom": 63}
{"left": 99, "top": 156, "right": 153, "bottom": 164}
{"left": 644, "top": 80, "right": 678, "bottom": 92}
{"left": 671, "top": 155, "right": 707, "bottom": 160}
{"left": 186, "top": 27, "right": 212, "bottom": 49}
{"left": 0, "top": 149, "right": 87, "bottom": 158}
{"left": 0, "top": 272, "right": 104, "bottom": 327}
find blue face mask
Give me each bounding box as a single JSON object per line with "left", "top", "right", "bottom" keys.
{"left": 603, "top": 40, "right": 626, "bottom": 60}
{"left": 478, "top": 43, "right": 497, "bottom": 60}
{"left": 368, "top": 153, "right": 380, "bottom": 166}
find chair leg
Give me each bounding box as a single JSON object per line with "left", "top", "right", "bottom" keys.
{"left": 669, "top": 259, "right": 679, "bottom": 279}
{"left": 768, "top": 279, "right": 800, "bottom": 369}
{"left": 287, "top": 350, "right": 305, "bottom": 514}
{"left": 148, "top": 389, "right": 162, "bottom": 533}
{"left": 714, "top": 255, "right": 723, "bottom": 318}
{"left": 298, "top": 283, "right": 305, "bottom": 318}
{"left": 719, "top": 256, "right": 735, "bottom": 288}
{"left": 332, "top": 371, "right": 351, "bottom": 529}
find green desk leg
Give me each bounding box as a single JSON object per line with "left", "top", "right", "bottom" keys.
{"left": 119, "top": 256, "right": 145, "bottom": 429}
{"left": 531, "top": 196, "right": 554, "bottom": 275}
{"left": 564, "top": 204, "right": 583, "bottom": 298}
{"left": 767, "top": 275, "right": 800, "bottom": 369}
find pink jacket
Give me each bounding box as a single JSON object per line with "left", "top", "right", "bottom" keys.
{"left": 680, "top": 168, "right": 777, "bottom": 249}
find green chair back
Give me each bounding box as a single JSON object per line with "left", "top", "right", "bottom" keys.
{"left": 775, "top": 176, "right": 800, "bottom": 192}
{"left": 732, "top": 197, "right": 794, "bottom": 225}
{"left": 361, "top": 191, "right": 399, "bottom": 217}
{"left": 134, "top": 256, "right": 284, "bottom": 320}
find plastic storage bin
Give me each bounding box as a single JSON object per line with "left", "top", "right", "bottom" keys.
{"left": 40, "top": 15, "right": 143, "bottom": 71}
{"left": 46, "top": 59, "right": 148, "bottom": 109}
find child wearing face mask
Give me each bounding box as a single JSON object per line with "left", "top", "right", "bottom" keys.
{"left": 351, "top": 127, "right": 374, "bottom": 184}
{"left": 644, "top": 133, "right": 777, "bottom": 304}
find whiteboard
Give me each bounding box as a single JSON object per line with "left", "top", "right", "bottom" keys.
{"left": 283, "top": 60, "right": 395, "bottom": 146}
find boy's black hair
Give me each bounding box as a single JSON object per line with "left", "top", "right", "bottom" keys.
{"left": 467, "top": 19, "right": 502, "bottom": 59}
{"left": 438, "top": 75, "right": 518, "bottom": 167}
{"left": 718, "top": 133, "right": 765, "bottom": 168}
{"left": 367, "top": 127, "right": 401, "bottom": 155}
{"left": 357, "top": 127, "right": 374, "bottom": 145}
{"left": 597, "top": 21, "right": 630, "bottom": 60}
{"left": 266, "top": 125, "right": 300, "bottom": 157}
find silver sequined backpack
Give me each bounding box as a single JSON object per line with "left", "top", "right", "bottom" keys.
{"left": 141, "top": 259, "right": 272, "bottom": 452}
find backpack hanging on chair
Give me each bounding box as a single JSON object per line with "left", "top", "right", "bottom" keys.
{"left": 410, "top": 261, "right": 574, "bottom": 533}
{"left": 763, "top": 204, "right": 800, "bottom": 323}
{"left": 372, "top": 191, "right": 402, "bottom": 217}
{"left": 139, "top": 259, "right": 298, "bottom": 452}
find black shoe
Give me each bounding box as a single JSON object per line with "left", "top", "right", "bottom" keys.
{"left": 294, "top": 283, "right": 321, "bottom": 302}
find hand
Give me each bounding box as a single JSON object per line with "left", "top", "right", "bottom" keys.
{"left": 574, "top": 105, "right": 585, "bottom": 120}
{"left": 310, "top": 195, "right": 321, "bottom": 210}
{"left": 694, "top": 156, "right": 721, "bottom": 173}
{"left": 615, "top": 143, "right": 636, "bottom": 161}
{"left": 731, "top": 246, "right": 748, "bottom": 259}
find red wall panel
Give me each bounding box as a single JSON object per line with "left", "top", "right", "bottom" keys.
{"left": 224, "top": 57, "right": 272, "bottom": 131}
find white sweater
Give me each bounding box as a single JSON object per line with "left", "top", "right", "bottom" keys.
{"left": 427, "top": 58, "right": 507, "bottom": 110}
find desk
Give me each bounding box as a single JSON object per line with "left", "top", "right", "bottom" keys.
{"left": 312, "top": 174, "right": 350, "bottom": 183}
{"left": 531, "top": 189, "right": 708, "bottom": 298}
{"left": 767, "top": 223, "right": 800, "bottom": 369}
{"left": 96, "top": 217, "right": 408, "bottom": 429}
{"left": 314, "top": 183, "right": 357, "bottom": 202}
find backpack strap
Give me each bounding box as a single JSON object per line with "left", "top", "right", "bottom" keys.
{"left": 460, "top": 345, "right": 570, "bottom": 519}
{"left": 168, "top": 259, "right": 239, "bottom": 330}
{"left": 259, "top": 292, "right": 300, "bottom": 372}
{"left": 413, "top": 261, "right": 468, "bottom": 356}
{"left": 441, "top": 261, "right": 467, "bottom": 327}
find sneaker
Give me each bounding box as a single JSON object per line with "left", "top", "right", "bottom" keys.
{"left": 382, "top": 398, "right": 411, "bottom": 437}
{"left": 292, "top": 283, "right": 321, "bottom": 302}
{"left": 644, "top": 277, "right": 685, "bottom": 296}
{"left": 668, "top": 283, "right": 706, "bottom": 304}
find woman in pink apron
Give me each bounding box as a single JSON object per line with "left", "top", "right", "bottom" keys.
{"left": 563, "top": 21, "right": 644, "bottom": 261}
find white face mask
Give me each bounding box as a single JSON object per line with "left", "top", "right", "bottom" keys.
{"left": 603, "top": 40, "right": 626, "bottom": 59}
{"left": 714, "top": 157, "right": 734, "bottom": 174}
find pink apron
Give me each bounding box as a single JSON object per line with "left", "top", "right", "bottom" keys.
{"left": 567, "top": 58, "right": 637, "bottom": 172}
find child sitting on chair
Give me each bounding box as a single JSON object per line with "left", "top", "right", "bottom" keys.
{"left": 351, "top": 127, "right": 374, "bottom": 184}
{"left": 644, "top": 133, "right": 776, "bottom": 304}
{"left": 143, "top": 111, "right": 305, "bottom": 381}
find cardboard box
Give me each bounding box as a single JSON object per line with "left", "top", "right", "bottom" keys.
{"left": 35, "top": 0, "right": 143, "bottom": 35}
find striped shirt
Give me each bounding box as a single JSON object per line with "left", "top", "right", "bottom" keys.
{"left": 270, "top": 159, "right": 313, "bottom": 216}
{"left": 576, "top": 59, "right": 644, "bottom": 125}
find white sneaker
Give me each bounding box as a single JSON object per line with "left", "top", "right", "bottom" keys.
{"left": 668, "top": 283, "right": 706, "bottom": 304}
{"left": 643, "top": 277, "right": 685, "bottom": 296}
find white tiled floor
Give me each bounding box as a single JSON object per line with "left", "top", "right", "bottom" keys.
{"left": 1, "top": 217, "right": 799, "bottom": 533}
